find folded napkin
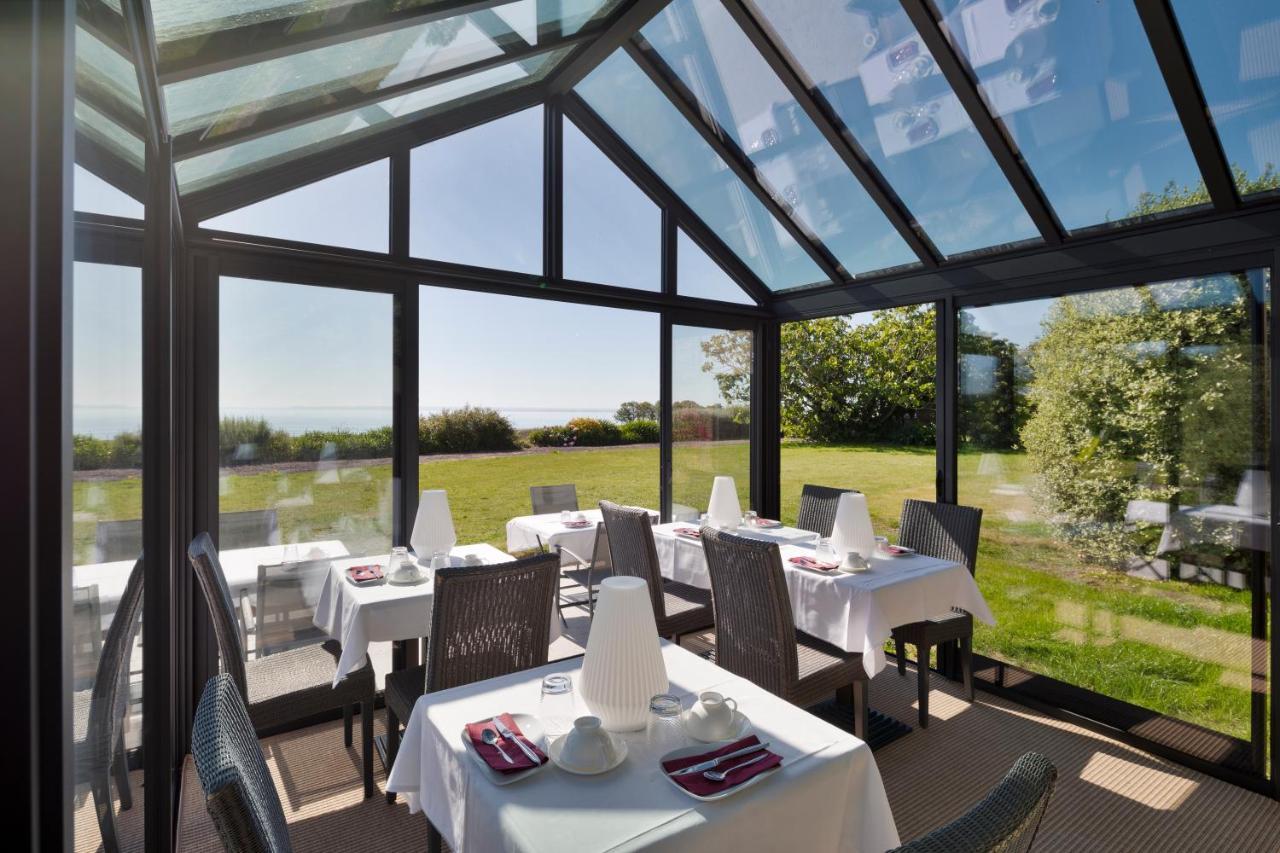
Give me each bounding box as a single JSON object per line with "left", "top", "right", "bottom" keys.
{"left": 674, "top": 527, "right": 702, "bottom": 539}
{"left": 789, "top": 555, "right": 839, "bottom": 572}
{"left": 881, "top": 544, "right": 915, "bottom": 557}
{"left": 562, "top": 520, "right": 592, "bottom": 528}
{"left": 661, "top": 735, "right": 782, "bottom": 796}
{"left": 346, "top": 564, "right": 384, "bottom": 584}
{"left": 465, "top": 714, "right": 546, "bottom": 774}
{"left": 749, "top": 518, "right": 782, "bottom": 527}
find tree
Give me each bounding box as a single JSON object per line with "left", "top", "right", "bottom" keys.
{"left": 1129, "top": 164, "right": 1279, "bottom": 218}
{"left": 615, "top": 401, "right": 657, "bottom": 422}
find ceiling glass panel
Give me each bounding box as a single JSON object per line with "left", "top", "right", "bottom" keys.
{"left": 576, "top": 50, "right": 828, "bottom": 291}
{"left": 76, "top": 99, "right": 146, "bottom": 170}
{"left": 150, "top": 0, "right": 417, "bottom": 47}
{"left": 935, "top": 0, "right": 1204, "bottom": 232}
{"left": 75, "top": 26, "right": 144, "bottom": 121}
{"left": 750, "top": 0, "right": 1038, "bottom": 258}
{"left": 174, "top": 47, "right": 567, "bottom": 193}
{"left": 640, "top": 0, "right": 919, "bottom": 277}
{"left": 1172, "top": 0, "right": 1280, "bottom": 199}
{"left": 676, "top": 229, "right": 755, "bottom": 304}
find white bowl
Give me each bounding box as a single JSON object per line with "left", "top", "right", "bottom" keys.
{"left": 547, "top": 730, "right": 627, "bottom": 775}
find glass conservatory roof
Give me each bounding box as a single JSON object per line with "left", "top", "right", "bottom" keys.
{"left": 77, "top": 0, "right": 1280, "bottom": 294}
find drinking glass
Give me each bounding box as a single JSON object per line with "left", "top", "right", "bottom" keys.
{"left": 540, "top": 674, "right": 576, "bottom": 741}
{"left": 815, "top": 537, "right": 835, "bottom": 563}
{"left": 742, "top": 510, "right": 758, "bottom": 528}
{"left": 646, "top": 693, "right": 687, "bottom": 753}
{"left": 281, "top": 541, "right": 299, "bottom": 569}
{"left": 560, "top": 510, "right": 571, "bottom": 523}
{"left": 387, "top": 546, "right": 412, "bottom": 582}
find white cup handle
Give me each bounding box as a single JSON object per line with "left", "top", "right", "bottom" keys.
{"left": 724, "top": 698, "right": 737, "bottom": 714}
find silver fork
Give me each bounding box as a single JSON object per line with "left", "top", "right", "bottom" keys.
{"left": 702, "top": 752, "right": 769, "bottom": 781}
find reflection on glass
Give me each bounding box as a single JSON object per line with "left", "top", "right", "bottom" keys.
{"left": 1172, "top": 0, "right": 1280, "bottom": 199}
{"left": 419, "top": 286, "right": 660, "bottom": 546}
{"left": 576, "top": 50, "right": 827, "bottom": 292}
{"left": 564, "top": 118, "right": 661, "bottom": 290}
{"left": 219, "top": 278, "right": 394, "bottom": 671}
{"left": 958, "top": 270, "right": 1270, "bottom": 745}
{"left": 671, "top": 325, "right": 752, "bottom": 521}
{"left": 750, "top": 0, "right": 1037, "bottom": 257}
{"left": 641, "top": 0, "right": 918, "bottom": 277}
{"left": 411, "top": 107, "right": 542, "bottom": 273}
{"left": 935, "top": 0, "right": 1204, "bottom": 231}
{"left": 71, "top": 262, "right": 145, "bottom": 849}
{"left": 675, "top": 229, "right": 754, "bottom": 305}
{"left": 75, "top": 26, "right": 145, "bottom": 120}
{"left": 76, "top": 99, "right": 146, "bottom": 170}
{"left": 200, "top": 160, "right": 390, "bottom": 252}
{"left": 777, "top": 307, "right": 936, "bottom": 532}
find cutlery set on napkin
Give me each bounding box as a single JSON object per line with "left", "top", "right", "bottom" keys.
{"left": 465, "top": 714, "right": 547, "bottom": 774}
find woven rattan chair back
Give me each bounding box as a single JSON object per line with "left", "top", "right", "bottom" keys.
{"left": 701, "top": 528, "right": 799, "bottom": 697}
{"left": 95, "top": 518, "right": 142, "bottom": 563}
{"left": 891, "top": 752, "right": 1057, "bottom": 853}
{"left": 73, "top": 583, "right": 103, "bottom": 690}
{"left": 253, "top": 558, "right": 330, "bottom": 658}
{"left": 796, "top": 485, "right": 858, "bottom": 538}
{"left": 189, "top": 532, "right": 250, "bottom": 700}
{"left": 219, "top": 509, "right": 280, "bottom": 549}
{"left": 598, "top": 500, "right": 666, "bottom": 621}
{"left": 530, "top": 484, "right": 579, "bottom": 516}
{"left": 898, "top": 499, "right": 983, "bottom": 576}
{"left": 590, "top": 523, "right": 613, "bottom": 574}
{"left": 193, "top": 674, "right": 293, "bottom": 853}
{"left": 425, "top": 552, "right": 561, "bottom": 694}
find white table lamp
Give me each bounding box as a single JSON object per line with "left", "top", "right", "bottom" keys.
{"left": 579, "top": 577, "right": 669, "bottom": 731}
{"left": 411, "top": 489, "right": 456, "bottom": 565}
{"left": 830, "top": 492, "right": 876, "bottom": 559}
{"left": 706, "top": 475, "right": 742, "bottom": 529}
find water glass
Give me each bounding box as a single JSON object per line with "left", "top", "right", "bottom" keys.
{"left": 742, "top": 510, "right": 758, "bottom": 527}
{"left": 815, "top": 537, "right": 835, "bottom": 563}
{"left": 540, "top": 674, "right": 576, "bottom": 741}
{"left": 560, "top": 510, "right": 571, "bottom": 523}
{"left": 646, "top": 693, "right": 687, "bottom": 753}
{"left": 386, "top": 546, "right": 411, "bottom": 582}
{"left": 281, "top": 541, "right": 300, "bottom": 569}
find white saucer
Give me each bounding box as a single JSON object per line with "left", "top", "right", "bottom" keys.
{"left": 681, "top": 709, "right": 753, "bottom": 743}
{"left": 546, "top": 730, "right": 628, "bottom": 775}
{"left": 459, "top": 713, "right": 549, "bottom": 786}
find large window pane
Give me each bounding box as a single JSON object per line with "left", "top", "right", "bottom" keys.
{"left": 576, "top": 50, "right": 828, "bottom": 291}
{"left": 778, "top": 307, "right": 936, "bottom": 534}
{"left": 75, "top": 164, "right": 144, "bottom": 219}
{"left": 671, "top": 324, "right": 752, "bottom": 521}
{"left": 751, "top": 0, "right": 1038, "bottom": 257}
{"left": 419, "top": 286, "right": 660, "bottom": 547}
{"left": 1173, "top": 0, "right": 1280, "bottom": 199}
{"left": 936, "top": 0, "right": 1205, "bottom": 231}
{"left": 958, "top": 271, "right": 1269, "bottom": 758}
{"left": 641, "top": 0, "right": 919, "bottom": 277}
{"left": 676, "top": 229, "right": 755, "bottom": 305}
{"left": 411, "top": 107, "right": 543, "bottom": 273}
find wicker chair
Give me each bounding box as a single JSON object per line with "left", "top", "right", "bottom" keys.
{"left": 889, "top": 499, "right": 984, "bottom": 727}
{"left": 219, "top": 509, "right": 281, "bottom": 549}
{"left": 795, "top": 484, "right": 859, "bottom": 538}
{"left": 79, "top": 556, "right": 144, "bottom": 853}
{"left": 889, "top": 752, "right": 1057, "bottom": 852}
{"left": 598, "top": 500, "right": 714, "bottom": 642}
{"left": 248, "top": 558, "right": 331, "bottom": 658}
{"left": 383, "top": 552, "right": 560, "bottom": 805}
{"left": 701, "top": 528, "right": 870, "bottom": 738}
{"left": 530, "top": 483, "right": 579, "bottom": 516}
{"left": 188, "top": 532, "right": 377, "bottom": 798}
{"left": 556, "top": 522, "right": 612, "bottom": 619}
{"left": 192, "top": 674, "right": 293, "bottom": 853}
{"left": 95, "top": 519, "right": 142, "bottom": 563}
{"left": 72, "top": 583, "right": 103, "bottom": 691}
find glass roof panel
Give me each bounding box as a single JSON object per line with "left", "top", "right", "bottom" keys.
{"left": 750, "top": 0, "right": 1038, "bottom": 258}
{"left": 1171, "top": 0, "right": 1280, "bottom": 199}
{"left": 76, "top": 99, "right": 146, "bottom": 170}
{"left": 935, "top": 0, "right": 1205, "bottom": 232}
{"left": 174, "top": 47, "right": 567, "bottom": 193}
{"left": 576, "top": 50, "right": 828, "bottom": 291}
{"left": 76, "top": 26, "right": 145, "bottom": 122}
{"left": 676, "top": 229, "right": 755, "bottom": 304}
{"left": 640, "top": 0, "right": 919, "bottom": 277}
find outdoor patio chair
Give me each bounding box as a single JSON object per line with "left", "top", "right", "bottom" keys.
{"left": 78, "top": 556, "right": 144, "bottom": 853}
{"left": 219, "top": 508, "right": 281, "bottom": 549}
{"left": 889, "top": 499, "right": 984, "bottom": 727}
{"left": 888, "top": 752, "right": 1057, "bottom": 852}
{"left": 95, "top": 518, "right": 142, "bottom": 563}
{"left": 247, "top": 558, "right": 331, "bottom": 658}
{"left": 796, "top": 484, "right": 859, "bottom": 538}
{"left": 192, "top": 674, "right": 293, "bottom": 853}
{"left": 530, "top": 483, "right": 579, "bottom": 516}
{"left": 599, "top": 500, "right": 714, "bottom": 642}
{"left": 556, "top": 522, "right": 613, "bottom": 619}
{"left": 73, "top": 583, "right": 103, "bottom": 691}
{"left": 188, "top": 532, "right": 377, "bottom": 798}
{"left": 702, "top": 528, "right": 870, "bottom": 739}
{"left": 382, "top": 552, "right": 560, "bottom": 806}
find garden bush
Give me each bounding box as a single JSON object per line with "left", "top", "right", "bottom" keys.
{"left": 418, "top": 407, "right": 517, "bottom": 454}
{"left": 619, "top": 418, "right": 659, "bottom": 444}
{"left": 672, "top": 406, "right": 749, "bottom": 442}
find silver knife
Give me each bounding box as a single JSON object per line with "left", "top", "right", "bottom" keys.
{"left": 669, "top": 741, "right": 771, "bottom": 777}
{"left": 493, "top": 717, "right": 541, "bottom": 765}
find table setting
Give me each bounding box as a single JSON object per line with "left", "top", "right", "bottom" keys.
{"left": 506, "top": 506, "right": 659, "bottom": 564}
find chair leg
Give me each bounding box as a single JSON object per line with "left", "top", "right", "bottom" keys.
{"left": 916, "top": 643, "right": 931, "bottom": 728}
{"left": 362, "top": 698, "right": 375, "bottom": 799}
{"left": 385, "top": 704, "right": 401, "bottom": 804}
{"left": 427, "top": 823, "right": 443, "bottom": 853}
{"left": 852, "top": 680, "right": 869, "bottom": 741}
{"left": 894, "top": 635, "right": 906, "bottom": 676}
{"left": 113, "top": 735, "right": 132, "bottom": 811}
{"left": 961, "top": 634, "right": 974, "bottom": 703}
{"left": 91, "top": 771, "right": 119, "bottom": 853}
{"left": 344, "top": 703, "right": 354, "bottom": 748}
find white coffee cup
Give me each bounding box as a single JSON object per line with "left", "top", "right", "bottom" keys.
{"left": 686, "top": 691, "right": 738, "bottom": 740}
{"left": 841, "top": 551, "right": 870, "bottom": 572}
{"left": 558, "top": 716, "right": 614, "bottom": 772}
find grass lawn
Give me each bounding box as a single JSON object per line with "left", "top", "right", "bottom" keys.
{"left": 74, "top": 442, "right": 1260, "bottom": 741}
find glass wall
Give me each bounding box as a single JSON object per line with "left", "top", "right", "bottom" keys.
{"left": 958, "top": 271, "right": 1270, "bottom": 756}
{"left": 218, "top": 277, "right": 394, "bottom": 666}
{"left": 777, "top": 306, "right": 936, "bottom": 535}
{"left": 419, "top": 286, "right": 660, "bottom": 548}
{"left": 671, "top": 324, "right": 752, "bottom": 521}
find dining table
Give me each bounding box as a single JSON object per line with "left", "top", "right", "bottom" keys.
{"left": 506, "top": 507, "right": 658, "bottom": 564}
{"left": 385, "top": 640, "right": 901, "bottom": 853}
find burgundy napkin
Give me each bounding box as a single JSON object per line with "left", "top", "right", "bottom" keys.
{"left": 674, "top": 527, "right": 702, "bottom": 539}
{"left": 749, "top": 518, "right": 782, "bottom": 528}
{"left": 882, "top": 545, "right": 914, "bottom": 557}
{"left": 562, "top": 520, "right": 592, "bottom": 528}
{"left": 661, "top": 735, "right": 782, "bottom": 796}
{"left": 346, "top": 564, "right": 384, "bottom": 584}
{"left": 465, "top": 714, "right": 546, "bottom": 774}
{"left": 789, "top": 555, "right": 839, "bottom": 572}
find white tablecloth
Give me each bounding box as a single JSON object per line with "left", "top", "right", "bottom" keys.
{"left": 1159, "top": 504, "right": 1270, "bottom": 554}
{"left": 385, "top": 641, "right": 899, "bottom": 853}
{"left": 651, "top": 522, "right": 819, "bottom": 590}
{"left": 507, "top": 508, "right": 659, "bottom": 565}
{"left": 313, "top": 544, "right": 565, "bottom": 685}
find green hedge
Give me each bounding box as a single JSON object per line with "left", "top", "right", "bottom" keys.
{"left": 673, "top": 406, "right": 749, "bottom": 442}
{"left": 619, "top": 419, "right": 659, "bottom": 443}
{"left": 418, "top": 407, "right": 518, "bottom": 454}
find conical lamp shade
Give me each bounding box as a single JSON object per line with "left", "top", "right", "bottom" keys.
{"left": 830, "top": 491, "right": 876, "bottom": 558}
{"left": 706, "top": 475, "right": 742, "bottom": 529}
{"left": 411, "top": 489, "right": 456, "bottom": 560}
{"left": 578, "top": 577, "right": 669, "bottom": 731}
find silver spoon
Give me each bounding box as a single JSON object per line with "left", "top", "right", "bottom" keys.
{"left": 482, "top": 728, "right": 514, "bottom": 764}
{"left": 703, "top": 752, "right": 769, "bottom": 781}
